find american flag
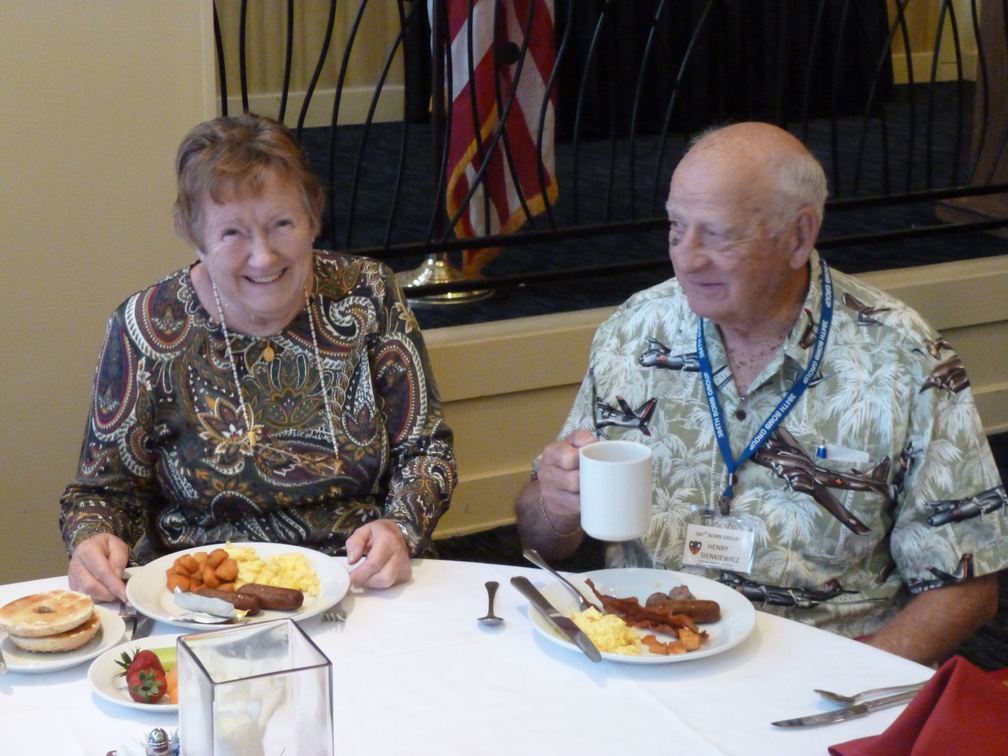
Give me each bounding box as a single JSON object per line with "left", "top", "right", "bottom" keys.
{"left": 442, "top": 0, "right": 557, "bottom": 265}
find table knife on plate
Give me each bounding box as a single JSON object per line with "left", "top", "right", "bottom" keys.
{"left": 771, "top": 689, "right": 919, "bottom": 727}
{"left": 510, "top": 576, "right": 602, "bottom": 663}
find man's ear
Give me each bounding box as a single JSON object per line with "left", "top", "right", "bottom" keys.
{"left": 789, "top": 206, "right": 819, "bottom": 270}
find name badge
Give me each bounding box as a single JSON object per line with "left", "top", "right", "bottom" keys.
{"left": 682, "top": 523, "right": 755, "bottom": 572}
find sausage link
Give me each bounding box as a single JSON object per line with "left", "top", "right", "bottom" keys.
{"left": 195, "top": 587, "right": 263, "bottom": 615}
{"left": 236, "top": 583, "right": 305, "bottom": 611}
{"left": 648, "top": 599, "right": 721, "bottom": 623}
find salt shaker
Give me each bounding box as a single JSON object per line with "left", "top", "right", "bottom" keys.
{"left": 145, "top": 728, "right": 173, "bottom": 756}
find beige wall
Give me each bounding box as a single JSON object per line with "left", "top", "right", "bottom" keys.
{"left": 0, "top": 1, "right": 215, "bottom": 584}
{"left": 213, "top": 0, "right": 405, "bottom": 127}
{"left": 887, "top": 0, "right": 980, "bottom": 81}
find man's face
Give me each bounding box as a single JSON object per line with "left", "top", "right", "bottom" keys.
{"left": 666, "top": 153, "right": 803, "bottom": 334}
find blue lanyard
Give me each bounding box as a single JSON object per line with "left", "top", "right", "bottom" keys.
{"left": 696, "top": 261, "right": 834, "bottom": 514}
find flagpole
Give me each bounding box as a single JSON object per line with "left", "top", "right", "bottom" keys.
{"left": 396, "top": 0, "right": 492, "bottom": 305}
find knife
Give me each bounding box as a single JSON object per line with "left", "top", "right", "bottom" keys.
{"left": 132, "top": 612, "right": 154, "bottom": 641}
{"left": 120, "top": 600, "right": 137, "bottom": 642}
{"left": 771, "top": 689, "right": 919, "bottom": 727}
{"left": 510, "top": 576, "right": 602, "bottom": 663}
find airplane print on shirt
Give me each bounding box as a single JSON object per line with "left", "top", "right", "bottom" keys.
{"left": 751, "top": 426, "right": 890, "bottom": 534}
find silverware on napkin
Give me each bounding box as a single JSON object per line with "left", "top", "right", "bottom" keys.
{"left": 510, "top": 576, "right": 602, "bottom": 663}
{"left": 771, "top": 689, "right": 919, "bottom": 727}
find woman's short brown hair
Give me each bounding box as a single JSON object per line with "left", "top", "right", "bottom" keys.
{"left": 172, "top": 113, "right": 325, "bottom": 249}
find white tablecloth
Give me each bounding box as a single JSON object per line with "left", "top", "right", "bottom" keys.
{"left": 0, "top": 558, "right": 932, "bottom": 755}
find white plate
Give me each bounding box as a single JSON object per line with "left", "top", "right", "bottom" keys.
{"left": 1, "top": 605, "right": 125, "bottom": 674}
{"left": 88, "top": 633, "right": 180, "bottom": 713}
{"left": 528, "top": 568, "right": 756, "bottom": 664}
{"left": 125, "top": 542, "right": 350, "bottom": 629}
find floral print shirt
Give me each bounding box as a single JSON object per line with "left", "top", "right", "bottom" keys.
{"left": 61, "top": 251, "right": 456, "bottom": 564}
{"left": 556, "top": 252, "right": 1008, "bottom": 638}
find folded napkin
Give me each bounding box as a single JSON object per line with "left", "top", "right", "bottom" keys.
{"left": 829, "top": 655, "right": 1008, "bottom": 756}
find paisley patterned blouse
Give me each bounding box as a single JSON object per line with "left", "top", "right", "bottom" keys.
{"left": 60, "top": 251, "right": 456, "bottom": 564}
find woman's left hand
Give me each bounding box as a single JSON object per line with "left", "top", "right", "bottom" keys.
{"left": 345, "top": 520, "right": 413, "bottom": 588}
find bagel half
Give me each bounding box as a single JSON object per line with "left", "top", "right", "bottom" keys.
{"left": 0, "top": 589, "right": 95, "bottom": 637}
{"left": 7, "top": 609, "right": 102, "bottom": 653}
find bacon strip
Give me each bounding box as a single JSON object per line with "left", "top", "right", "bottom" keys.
{"left": 585, "top": 578, "right": 711, "bottom": 639}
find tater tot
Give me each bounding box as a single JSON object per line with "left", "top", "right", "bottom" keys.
{"left": 202, "top": 565, "right": 220, "bottom": 589}
{"left": 208, "top": 548, "right": 229, "bottom": 568}
{"left": 178, "top": 554, "right": 199, "bottom": 573}
{"left": 167, "top": 573, "right": 191, "bottom": 592}
{"left": 215, "top": 557, "right": 239, "bottom": 582}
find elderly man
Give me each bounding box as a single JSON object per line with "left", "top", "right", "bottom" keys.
{"left": 515, "top": 122, "right": 1007, "bottom": 666}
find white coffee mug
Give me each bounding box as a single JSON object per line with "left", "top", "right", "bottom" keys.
{"left": 579, "top": 440, "right": 653, "bottom": 541}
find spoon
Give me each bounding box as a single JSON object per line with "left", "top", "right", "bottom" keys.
{"left": 522, "top": 548, "right": 600, "bottom": 613}
{"left": 813, "top": 680, "right": 927, "bottom": 705}
{"left": 477, "top": 581, "right": 503, "bottom": 625}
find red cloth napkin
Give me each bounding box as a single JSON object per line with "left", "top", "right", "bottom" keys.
{"left": 829, "top": 655, "right": 1008, "bottom": 756}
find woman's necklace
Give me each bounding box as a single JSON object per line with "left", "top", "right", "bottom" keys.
{"left": 210, "top": 280, "right": 339, "bottom": 456}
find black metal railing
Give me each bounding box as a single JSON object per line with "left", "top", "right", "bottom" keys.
{"left": 211, "top": 0, "right": 1008, "bottom": 306}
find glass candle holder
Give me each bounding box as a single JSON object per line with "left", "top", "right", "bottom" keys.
{"left": 177, "top": 619, "right": 333, "bottom": 756}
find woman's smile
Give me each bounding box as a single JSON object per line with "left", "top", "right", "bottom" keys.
{"left": 245, "top": 269, "right": 286, "bottom": 284}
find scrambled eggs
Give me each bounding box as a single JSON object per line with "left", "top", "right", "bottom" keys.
{"left": 570, "top": 607, "right": 642, "bottom": 655}
{"left": 225, "top": 544, "right": 321, "bottom": 596}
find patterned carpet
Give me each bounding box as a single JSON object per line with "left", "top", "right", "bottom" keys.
{"left": 435, "top": 433, "right": 1008, "bottom": 672}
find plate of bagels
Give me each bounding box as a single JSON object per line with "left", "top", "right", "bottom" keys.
{"left": 125, "top": 542, "right": 350, "bottom": 629}
{"left": 0, "top": 590, "right": 125, "bottom": 673}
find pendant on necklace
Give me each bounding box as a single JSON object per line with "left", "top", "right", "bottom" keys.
{"left": 262, "top": 343, "right": 275, "bottom": 362}
{"left": 246, "top": 426, "right": 258, "bottom": 446}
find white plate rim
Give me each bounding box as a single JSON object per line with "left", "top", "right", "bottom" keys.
{"left": 0, "top": 605, "right": 125, "bottom": 674}
{"left": 125, "top": 542, "right": 350, "bottom": 629}
{"left": 528, "top": 567, "right": 757, "bottom": 664}
{"left": 87, "top": 633, "right": 181, "bottom": 713}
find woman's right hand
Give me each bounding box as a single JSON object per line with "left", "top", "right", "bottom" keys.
{"left": 67, "top": 533, "right": 131, "bottom": 602}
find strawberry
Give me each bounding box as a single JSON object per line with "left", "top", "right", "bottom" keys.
{"left": 115, "top": 647, "right": 168, "bottom": 703}
{"left": 127, "top": 665, "right": 168, "bottom": 703}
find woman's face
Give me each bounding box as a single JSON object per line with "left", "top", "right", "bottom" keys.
{"left": 196, "top": 170, "right": 316, "bottom": 336}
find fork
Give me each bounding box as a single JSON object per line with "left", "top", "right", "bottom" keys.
{"left": 321, "top": 602, "right": 346, "bottom": 622}
{"left": 813, "top": 680, "right": 927, "bottom": 705}
{"left": 523, "top": 548, "right": 601, "bottom": 612}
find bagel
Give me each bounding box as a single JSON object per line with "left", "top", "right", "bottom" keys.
{"left": 0, "top": 590, "right": 95, "bottom": 637}
{"left": 7, "top": 609, "right": 102, "bottom": 653}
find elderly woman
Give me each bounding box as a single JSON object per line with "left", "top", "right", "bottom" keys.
{"left": 60, "top": 113, "right": 456, "bottom": 601}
